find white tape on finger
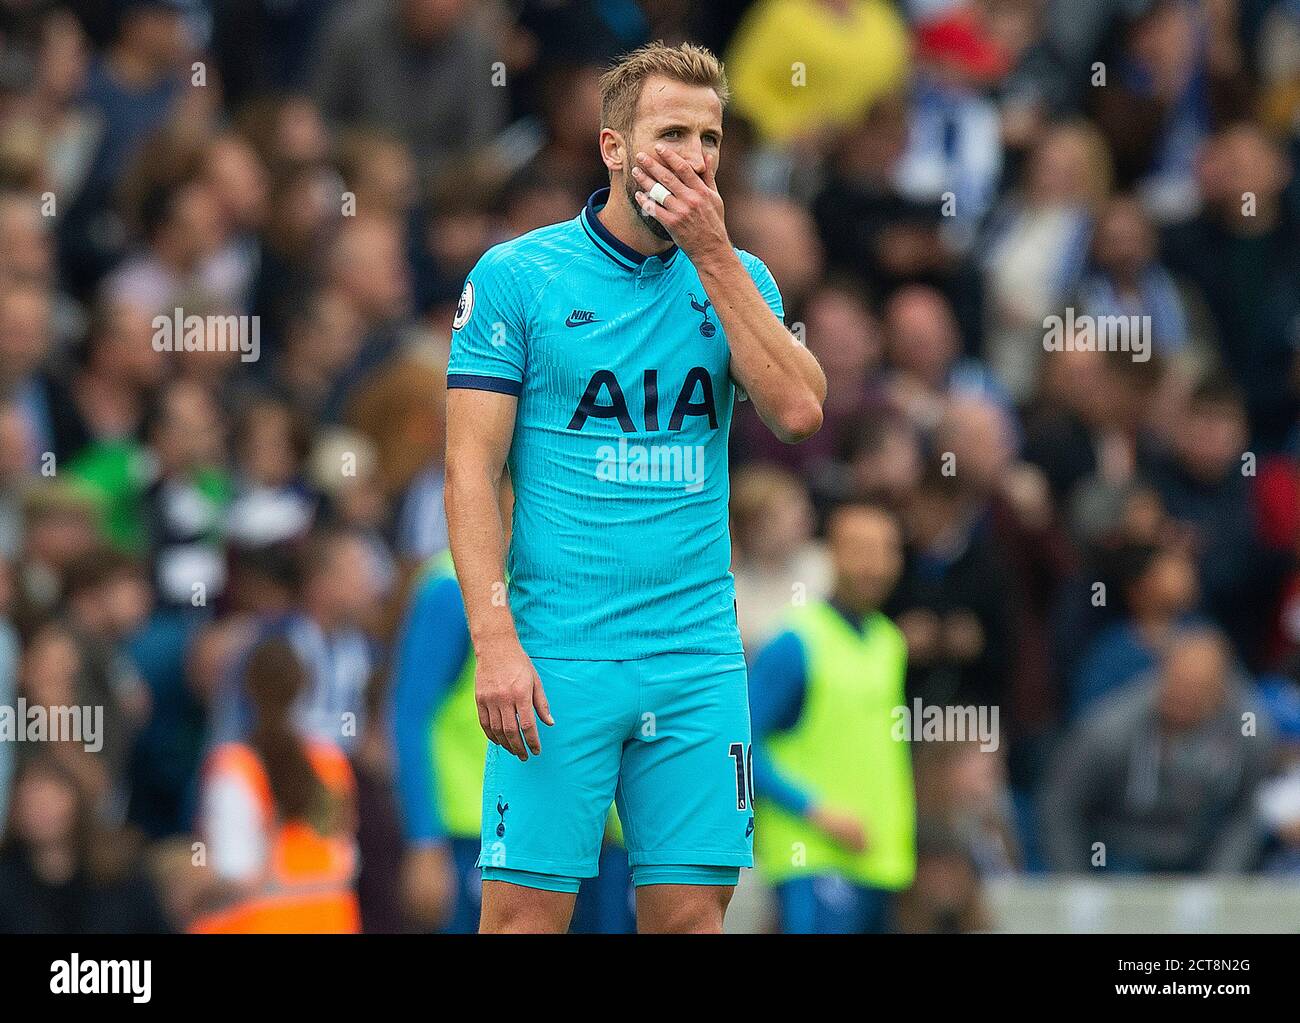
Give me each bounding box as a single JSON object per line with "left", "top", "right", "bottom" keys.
{"left": 648, "top": 182, "right": 672, "bottom": 207}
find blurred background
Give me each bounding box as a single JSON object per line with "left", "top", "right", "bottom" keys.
{"left": 1, "top": 0, "right": 1300, "bottom": 934}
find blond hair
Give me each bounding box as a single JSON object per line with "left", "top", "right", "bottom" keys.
{"left": 599, "top": 42, "right": 729, "bottom": 137}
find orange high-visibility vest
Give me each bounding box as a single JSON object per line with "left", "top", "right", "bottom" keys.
{"left": 191, "top": 741, "right": 361, "bottom": 934}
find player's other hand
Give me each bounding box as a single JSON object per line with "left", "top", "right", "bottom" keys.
{"left": 474, "top": 636, "right": 553, "bottom": 761}
{"left": 809, "top": 805, "right": 869, "bottom": 854}
{"left": 401, "top": 843, "right": 457, "bottom": 930}
{"left": 632, "top": 145, "right": 728, "bottom": 262}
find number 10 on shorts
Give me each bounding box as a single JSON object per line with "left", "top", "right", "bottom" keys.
{"left": 729, "top": 742, "right": 755, "bottom": 811}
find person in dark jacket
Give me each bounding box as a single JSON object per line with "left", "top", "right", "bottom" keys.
{"left": 1041, "top": 627, "right": 1275, "bottom": 874}
{"left": 0, "top": 754, "right": 171, "bottom": 933}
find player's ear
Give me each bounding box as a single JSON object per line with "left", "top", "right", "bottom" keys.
{"left": 598, "top": 127, "right": 625, "bottom": 173}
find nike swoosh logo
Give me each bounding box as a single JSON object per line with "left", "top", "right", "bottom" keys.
{"left": 566, "top": 315, "right": 600, "bottom": 327}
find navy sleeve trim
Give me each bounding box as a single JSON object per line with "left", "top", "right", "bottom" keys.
{"left": 446, "top": 373, "right": 523, "bottom": 397}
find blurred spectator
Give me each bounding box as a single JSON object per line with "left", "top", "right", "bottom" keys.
{"left": 191, "top": 637, "right": 360, "bottom": 932}
{"left": 894, "top": 7, "right": 1011, "bottom": 246}
{"left": 312, "top": 0, "right": 507, "bottom": 183}
{"left": 321, "top": 215, "right": 413, "bottom": 416}
{"left": 0, "top": 280, "right": 62, "bottom": 465}
{"left": 200, "top": 131, "right": 269, "bottom": 301}
{"left": 837, "top": 410, "right": 925, "bottom": 510}
{"left": 1161, "top": 122, "right": 1300, "bottom": 448}
{"left": 225, "top": 397, "right": 315, "bottom": 549}
{"left": 63, "top": 297, "right": 164, "bottom": 461}
{"left": 139, "top": 377, "right": 231, "bottom": 609}
{"left": 730, "top": 463, "right": 831, "bottom": 650}
{"left": 1042, "top": 627, "right": 1275, "bottom": 872}
{"left": 813, "top": 96, "right": 987, "bottom": 354}
{"left": 1091, "top": 0, "right": 1251, "bottom": 220}
{"left": 1140, "top": 371, "right": 1275, "bottom": 662}
{"left": 211, "top": 0, "right": 337, "bottom": 111}
{"left": 390, "top": 550, "right": 480, "bottom": 933}
{"left": 61, "top": 0, "right": 195, "bottom": 294}
{"left": 1256, "top": 448, "right": 1300, "bottom": 670}
{"left": 214, "top": 528, "right": 382, "bottom": 754}
{"left": 1070, "top": 539, "right": 1201, "bottom": 717}
{"left": 982, "top": 121, "right": 1113, "bottom": 398}
{"left": 102, "top": 176, "right": 246, "bottom": 318}
{"left": 893, "top": 825, "right": 990, "bottom": 932}
{"left": 882, "top": 284, "right": 1008, "bottom": 434}
{"left": 1075, "top": 194, "right": 1198, "bottom": 361}
{"left": 307, "top": 427, "right": 393, "bottom": 577}
{"left": 1257, "top": 753, "right": 1300, "bottom": 873}
{"left": 269, "top": 288, "right": 367, "bottom": 424}
{"left": 1024, "top": 346, "right": 1167, "bottom": 505}
{"left": 249, "top": 155, "right": 342, "bottom": 354}
{"left": 727, "top": 191, "right": 824, "bottom": 314}
{"left": 60, "top": 549, "right": 153, "bottom": 806}
{"left": 933, "top": 393, "right": 1069, "bottom": 795}
{"left": 0, "top": 755, "right": 171, "bottom": 933}
{"left": 751, "top": 503, "right": 914, "bottom": 932}
{"left": 345, "top": 351, "right": 447, "bottom": 569}
{"left": 890, "top": 463, "right": 1017, "bottom": 710}
{"left": 15, "top": 482, "right": 100, "bottom": 626}
{"left": 726, "top": 0, "right": 910, "bottom": 150}
{"left": 913, "top": 741, "right": 1020, "bottom": 876}
{"left": 734, "top": 275, "right": 885, "bottom": 477}
{"left": 516, "top": 63, "right": 610, "bottom": 201}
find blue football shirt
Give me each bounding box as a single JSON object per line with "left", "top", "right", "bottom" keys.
{"left": 448, "top": 188, "right": 784, "bottom": 659}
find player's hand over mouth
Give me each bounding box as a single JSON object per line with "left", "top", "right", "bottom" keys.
{"left": 632, "top": 145, "right": 729, "bottom": 263}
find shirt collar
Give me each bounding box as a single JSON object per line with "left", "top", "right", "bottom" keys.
{"left": 580, "top": 188, "right": 678, "bottom": 271}
{"left": 829, "top": 598, "right": 876, "bottom": 637}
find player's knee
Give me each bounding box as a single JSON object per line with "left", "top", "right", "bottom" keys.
{"left": 647, "top": 903, "right": 725, "bottom": 934}
{"left": 479, "top": 909, "right": 560, "bottom": 934}
{"left": 479, "top": 881, "right": 573, "bottom": 933}
{"left": 640, "top": 886, "right": 732, "bottom": 934}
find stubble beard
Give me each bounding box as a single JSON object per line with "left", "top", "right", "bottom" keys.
{"left": 624, "top": 174, "right": 673, "bottom": 242}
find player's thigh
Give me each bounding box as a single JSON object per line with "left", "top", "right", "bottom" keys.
{"left": 635, "top": 880, "right": 735, "bottom": 934}
{"left": 479, "top": 657, "right": 630, "bottom": 879}
{"left": 479, "top": 878, "right": 577, "bottom": 934}
{"left": 615, "top": 652, "right": 754, "bottom": 867}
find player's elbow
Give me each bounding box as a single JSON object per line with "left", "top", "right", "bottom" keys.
{"left": 773, "top": 397, "right": 823, "bottom": 444}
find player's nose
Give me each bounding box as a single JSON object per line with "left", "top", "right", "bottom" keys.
{"left": 682, "top": 137, "right": 707, "bottom": 175}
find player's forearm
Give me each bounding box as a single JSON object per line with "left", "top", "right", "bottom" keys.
{"left": 696, "top": 250, "right": 826, "bottom": 443}
{"left": 444, "top": 459, "right": 520, "bottom": 654}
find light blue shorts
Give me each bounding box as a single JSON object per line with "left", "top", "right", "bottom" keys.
{"left": 477, "top": 651, "right": 753, "bottom": 891}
